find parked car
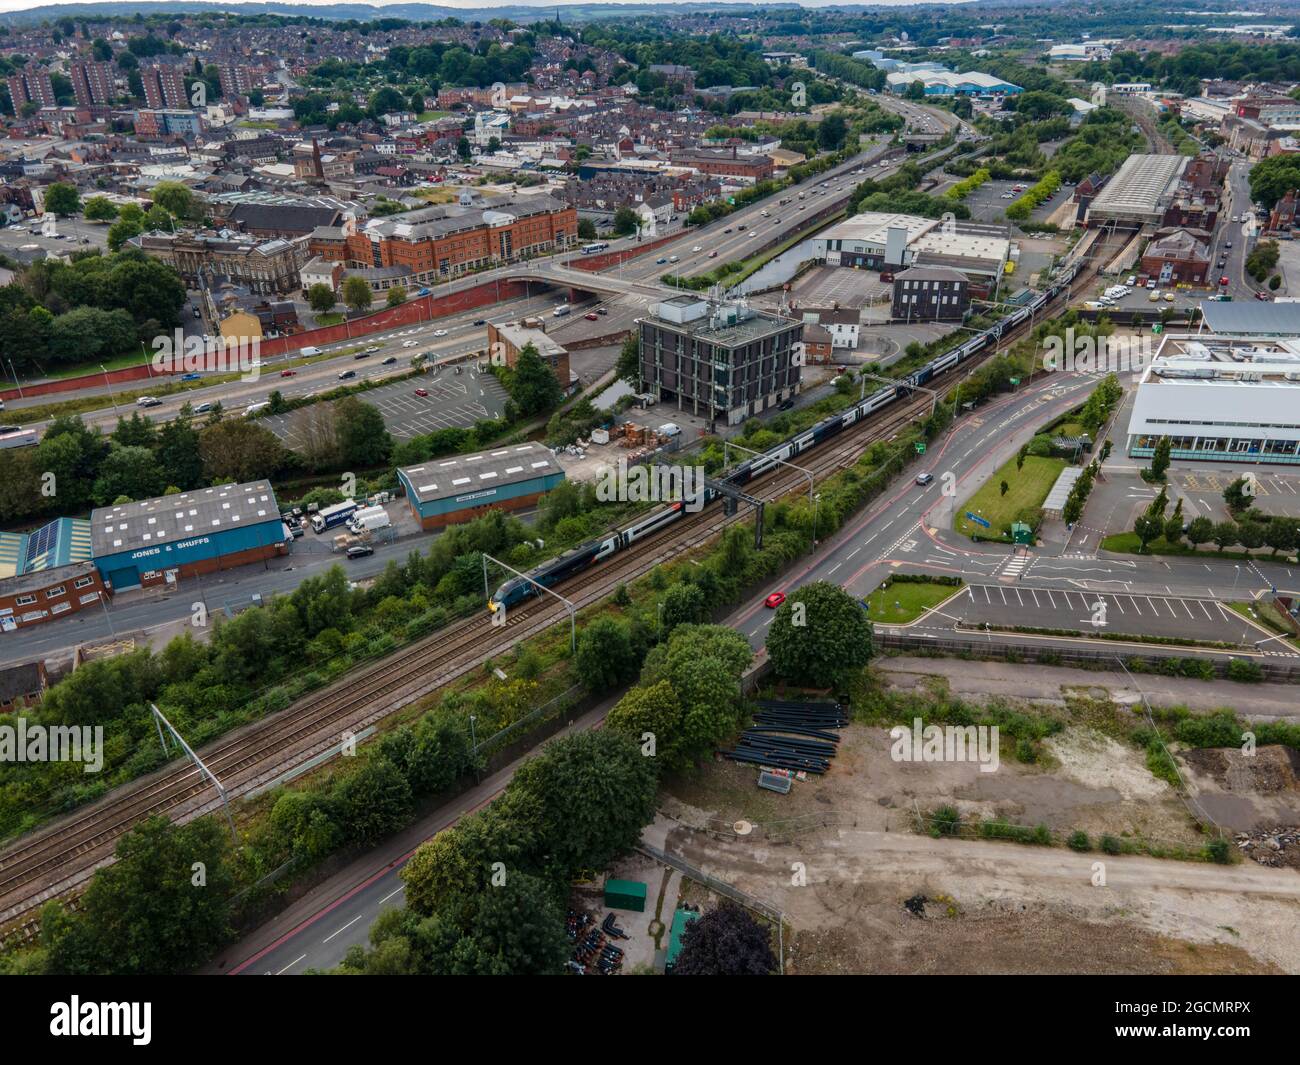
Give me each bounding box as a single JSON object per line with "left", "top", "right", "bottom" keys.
{"left": 414, "top": 387, "right": 429, "bottom": 397}
{"left": 1256, "top": 290, "right": 1271, "bottom": 301}
{"left": 280, "top": 369, "right": 297, "bottom": 377}
{"left": 778, "top": 398, "right": 795, "bottom": 411}
{"left": 764, "top": 591, "right": 786, "bottom": 609}
{"left": 180, "top": 372, "right": 202, "bottom": 382}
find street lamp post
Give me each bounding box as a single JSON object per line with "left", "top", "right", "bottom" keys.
{"left": 812, "top": 492, "right": 822, "bottom": 545}
{"left": 99, "top": 364, "right": 119, "bottom": 413}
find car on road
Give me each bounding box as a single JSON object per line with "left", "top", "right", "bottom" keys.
{"left": 338, "top": 369, "right": 357, "bottom": 380}
{"left": 596, "top": 306, "right": 608, "bottom": 315}
{"left": 414, "top": 387, "right": 429, "bottom": 397}
{"left": 280, "top": 369, "right": 297, "bottom": 377}
{"left": 402, "top": 340, "right": 417, "bottom": 347}
{"left": 433, "top": 329, "right": 448, "bottom": 337}
{"left": 180, "top": 372, "right": 202, "bottom": 381}
{"left": 136, "top": 396, "right": 162, "bottom": 408}
{"left": 708, "top": 250, "right": 718, "bottom": 258}
{"left": 193, "top": 402, "right": 214, "bottom": 414}
{"left": 779, "top": 398, "right": 795, "bottom": 411}
{"left": 1256, "top": 290, "right": 1271, "bottom": 301}
{"left": 915, "top": 473, "right": 935, "bottom": 486}
{"left": 346, "top": 545, "right": 374, "bottom": 560}
{"left": 691, "top": 245, "right": 702, "bottom": 253}
{"left": 354, "top": 350, "right": 371, "bottom": 359}
{"left": 1225, "top": 241, "right": 1233, "bottom": 249}
{"left": 1220, "top": 276, "right": 1230, "bottom": 286}
{"left": 365, "top": 345, "right": 380, "bottom": 353}
{"left": 764, "top": 591, "right": 786, "bottom": 609}
{"left": 473, "top": 319, "right": 486, "bottom": 326}
{"left": 584, "top": 312, "right": 599, "bottom": 321}
{"left": 655, "top": 257, "right": 668, "bottom": 264}
{"left": 382, "top": 356, "right": 397, "bottom": 365}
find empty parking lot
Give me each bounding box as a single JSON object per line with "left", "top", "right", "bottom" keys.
{"left": 263, "top": 366, "right": 508, "bottom": 449}
{"left": 950, "top": 583, "right": 1269, "bottom": 644}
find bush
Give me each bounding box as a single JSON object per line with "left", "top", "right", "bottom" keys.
{"left": 1100, "top": 834, "right": 1121, "bottom": 855}
{"left": 1226, "top": 658, "right": 1264, "bottom": 683}
{"left": 1067, "top": 830, "right": 1091, "bottom": 852}
{"left": 1205, "top": 838, "right": 1233, "bottom": 865}
{"left": 930, "top": 804, "right": 962, "bottom": 836}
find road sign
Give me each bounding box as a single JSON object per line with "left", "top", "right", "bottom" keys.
{"left": 915, "top": 442, "right": 926, "bottom": 454}
{"left": 965, "top": 512, "right": 991, "bottom": 529}
{"left": 1151, "top": 323, "right": 1163, "bottom": 334}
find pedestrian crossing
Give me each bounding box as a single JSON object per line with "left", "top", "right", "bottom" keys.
{"left": 999, "top": 554, "right": 1032, "bottom": 579}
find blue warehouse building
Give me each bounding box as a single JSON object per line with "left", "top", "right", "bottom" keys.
{"left": 91, "top": 480, "right": 288, "bottom": 591}
{"left": 397, "top": 443, "right": 565, "bottom": 529}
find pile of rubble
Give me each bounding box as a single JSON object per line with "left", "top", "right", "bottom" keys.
{"left": 1234, "top": 826, "right": 1300, "bottom": 868}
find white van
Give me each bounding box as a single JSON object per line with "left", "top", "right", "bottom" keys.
{"left": 301, "top": 346, "right": 322, "bottom": 356}
{"left": 244, "top": 401, "right": 271, "bottom": 417}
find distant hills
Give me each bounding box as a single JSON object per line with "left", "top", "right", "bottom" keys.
{"left": 0, "top": 0, "right": 815, "bottom": 26}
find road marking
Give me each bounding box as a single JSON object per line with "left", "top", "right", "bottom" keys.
{"left": 323, "top": 914, "right": 364, "bottom": 943}
{"left": 379, "top": 886, "right": 405, "bottom": 905}
{"left": 276, "top": 954, "right": 307, "bottom": 975}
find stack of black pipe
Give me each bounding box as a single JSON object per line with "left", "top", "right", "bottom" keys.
{"left": 720, "top": 700, "right": 848, "bottom": 774}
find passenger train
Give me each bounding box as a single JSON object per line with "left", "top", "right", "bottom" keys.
{"left": 487, "top": 260, "right": 1083, "bottom": 615}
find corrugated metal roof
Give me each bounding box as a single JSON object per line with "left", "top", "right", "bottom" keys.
{"left": 1198, "top": 300, "right": 1300, "bottom": 336}
{"left": 399, "top": 444, "right": 562, "bottom": 505}
{"left": 91, "top": 481, "right": 279, "bottom": 556}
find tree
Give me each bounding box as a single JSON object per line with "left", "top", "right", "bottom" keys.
{"left": 426, "top": 871, "right": 569, "bottom": 975}
{"left": 198, "top": 417, "right": 288, "bottom": 483}
{"left": 577, "top": 218, "right": 597, "bottom": 240}
{"left": 1186, "top": 516, "right": 1213, "bottom": 550}
{"left": 43, "top": 182, "right": 81, "bottom": 217}
{"left": 82, "top": 195, "right": 118, "bottom": 222}
{"left": 151, "top": 181, "right": 195, "bottom": 220}
{"left": 606, "top": 680, "right": 688, "bottom": 771}
{"left": 508, "top": 343, "right": 563, "bottom": 417}
{"left": 1133, "top": 513, "right": 1164, "bottom": 552}
{"left": 343, "top": 275, "right": 373, "bottom": 314}
{"left": 999, "top": 479, "right": 1009, "bottom": 497}
{"left": 1146, "top": 436, "right": 1171, "bottom": 482}
{"left": 1248, "top": 152, "right": 1300, "bottom": 209}
{"left": 574, "top": 616, "right": 638, "bottom": 693}
{"left": 334, "top": 396, "right": 392, "bottom": 468}
{"left": 1265, "top": 516, "right": 1299, "bottom": 559}
{"left": 816, "top": 111, "right": 847, "bottom": 152}
{"left": 307, "top": 282, "right": 337, "bottom": 315}
{"left": 673, "top": 902, "right": 776, "bottom": 975}
{"left": 660, "top": 580, "right": 707, "bottom": 632}
{"left": 765, "top": 581, "right": 872, "bottom": 690}
{"left": 45, "top": 816, "right": 234, "bottom": 975}
{"left": 1212, "top": 520, "right": 1239, "bottom": 553}
{"left": 615, "top": 334, "right": 641, "bottom": 388}
{"left": 386, "top": 285, "right": 408, "bottom": 307}
{"left": 509, "top": 729, "right": 658, "bottom": 877}
{"left": 457, "top": 136, "right": 472, "bottom": 161}
{"left": 1223, "top": 476, "right": 1254, "bottom": 513}
{"left": 91, "top": 444, "right": 165, "bottom": 505}
{"left": 335, "top": 756, "right": 413, "bottom": 846}
{"left": 612, "top": 205, "right": 638, "bottom": 237}
{"left": 1163, "top": 513, "right": 1184, "bottom": 547}
{"left": 1236, "top": 519, "right": 1266, "bottom": 552}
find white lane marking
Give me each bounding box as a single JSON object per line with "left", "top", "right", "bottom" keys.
{"left": 276, "top": 954, "right": 307, "bottom": 975}
{"left": 379, "top": 885, "right": 405, "bottom": 905}
{"left": 323, "top": 913, "right": 365, "bottom": 943}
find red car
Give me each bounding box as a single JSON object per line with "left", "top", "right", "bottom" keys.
{"left": 584, "top": 312, "right": 599, "bottom": 321}
{"left": 414, "top": 387, "right": 429, "bottom": 397}
{"left": 280, "top": 369, "right": 297, "bottom": 377}
{"left": 764, "top": 591, "right": 786, "bottom": 609}
{"left": 1219, "top": 276, "right": 1230, "bottom": 286}
{"left": 1256, "top": 291, "right": 1271, "bottom": 301}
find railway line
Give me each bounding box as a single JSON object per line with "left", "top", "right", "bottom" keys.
{"left": 0, "top": 231, "right": 1122, "bottom": 948}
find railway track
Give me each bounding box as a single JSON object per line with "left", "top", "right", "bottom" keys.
{"left": 0, "top": 237, "right": 1118, "bottom": 947}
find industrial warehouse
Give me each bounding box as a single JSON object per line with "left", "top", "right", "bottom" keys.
{"left": 397, "top": 443, "right": 566, "bottom": 529}
{"left": 90, "top": 480, "right": 288, "bottom": 591}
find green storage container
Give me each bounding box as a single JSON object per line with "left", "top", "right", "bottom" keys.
{"left": 604, "top": 878, "right": 647, "bottom": 913}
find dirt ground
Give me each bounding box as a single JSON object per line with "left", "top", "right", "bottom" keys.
{"left": 650, "top": 715, "right": 1300, "bottom": 974}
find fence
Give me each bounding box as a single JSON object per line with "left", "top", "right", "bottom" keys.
{"left": 876, "top": 630, "right": 1300, "bottom": 683}
{"left": 635, "top": 842, "right": 785, "bottom": 974}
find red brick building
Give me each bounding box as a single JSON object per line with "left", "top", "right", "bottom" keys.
{"left": 308, "top": 194, "right": 577, "bottom": 282}
{"left": 669, "top": 148, "right": 775, "bottom": 183}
